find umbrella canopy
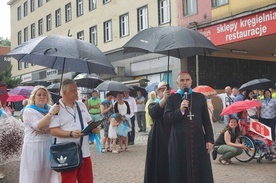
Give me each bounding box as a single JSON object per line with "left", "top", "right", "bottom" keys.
{"left": 193, "top": 85, "right": 217, "bottom": 96}
{"left": 0, "top": 83, "right": 8, "bottom": 105}
{"left": 131, "top": 86, "right": 148, "bottom": 97}
{"left": 123, "top": 26, "right": 218, "bottom": 58}
{"left": 145, "top": 82, "right": 159, "bottom": 92}
{"left": 8, "top": 86, "right": 34, "bottom": 98}
{"left": 95, "top": 81, "right": 129, "bottom": 92}
{"left": 220, "top": 100, "right": 261, "bottom": 116}
{"left": 6, "top": 35, "right": 115, "bottom": 75}
{"left": 6, "top": 95, "right": 26, "bottom": 102}
{"left": 74, "top": 73, "right": 103, "bottom": 88}
{"left": 239, "top": 78, "right": 273, "bottom": 91}
{"left": 123, "top": 26, "right": 218, "bottom": 85}
{"left": 46, "top": 83, "right": 60, "bottom": 91}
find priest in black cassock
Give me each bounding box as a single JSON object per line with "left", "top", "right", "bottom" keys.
{"left": 144, "top": 81, "right": 171, "bottom": 183}
{"left": 164, "top": 71, "right": 214, "bottom": 183}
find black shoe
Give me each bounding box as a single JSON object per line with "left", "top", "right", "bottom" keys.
{"left": 138, "top": 129, "right": 143, "bottom": 132}
{"left": 128, "top": 142, "right": 134, "bottom": 145}
{"left": 212, "top": 149, "right": 217, "bottom": 160}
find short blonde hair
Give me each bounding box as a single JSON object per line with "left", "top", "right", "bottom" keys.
{"left": 28, "top": 86, "right": 53, "bottom": 105}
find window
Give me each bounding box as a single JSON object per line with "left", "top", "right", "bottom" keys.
{"left": 24, "top": 1, "right": 28, "bottom": 16}
{"left": 137, "top": 6, "right": 148, "bottom": 31}
{"left": 55, "top": 9, "right": 61, "bottom": 27}
{"left": 31, "top": 23, "right": 35, "bottom": 39}
{"left": 24, "top": 62, "right": 29, "bottom": 68}
{"left": 119, "top": 13, "right": 129, "bottom": 37}
{"left": 103, "top": 20, "right": 112, "bottom": 42}
{"left": 77, "top": 31, "right": 84, "bottom": 40}
{"left": 17, "top": 6, "right": 21, "bottom": 20}
{"left": 65, "top": 3, "right": 72, "bottom": 22}
{"left": 38, "top": 18, "right": 43, "bottom": 35}
{"left": 103, "top": 0, "right": 110, "bottom": 4}
{"left": 76, "top": 0, "right": 83, "bottom": 17}
{"left": 38, "top": 0, "right": 43, "bottom": 7}
{"left": 46, "top": 14, "right": 52, "bottom": 31}
{"left": 18, "top": 62, "right": 22, "bottom": 70}
{"left": 212, "top": 0, "right": 228, "bottom": 7}
{"left": 89, "top": 0, "right": 96, "bottom": 11}
{"left": 24, "top": 27, "right": 28, "bottom": 42}
{"left": 30, "top": 0, "right": 35, "bottom": 12}
{"left": 18, "top": 31, "right": 22, "bottom": 45}
{"left": 89, "top": 26, "right": 97, "bottom": 45}
{"left": 183, "top": 0, "right": 197, "bottom": 16}
{"left": 158, "top": 0, "right": 170, "bottom": 24}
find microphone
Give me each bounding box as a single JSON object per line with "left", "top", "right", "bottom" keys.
{"left": 183, "top": 88, "right": 189, "bottom": 100}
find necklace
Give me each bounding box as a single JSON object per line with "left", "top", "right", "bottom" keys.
{"left": 62, "top": 100, "right": 76, "bottom": 123}
{"left": 187, "top": 94, "right": 194, "bottom": 121}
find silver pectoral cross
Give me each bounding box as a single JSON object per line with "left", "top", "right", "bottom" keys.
{"left": 187, "top": 110, "right": 194, "bottom": 120}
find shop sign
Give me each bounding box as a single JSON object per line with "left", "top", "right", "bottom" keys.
{"left": 46, "top": 69, "right": 58, "bottom": 77}
{"left": 198, "top": 9, "right": 276, "bottom": 45}
{"left": 22, "top": 73, "right": 32, "bottom": 82}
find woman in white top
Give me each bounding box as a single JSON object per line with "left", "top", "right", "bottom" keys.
{"left": 19, "top": 86, "right": 60, "bottom": 183}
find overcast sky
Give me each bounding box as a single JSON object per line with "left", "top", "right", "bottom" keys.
{"left": 0, "top": 0, "right": 11, "bottom": 39}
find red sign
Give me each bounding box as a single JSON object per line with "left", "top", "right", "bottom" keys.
{"left": 249, "top": 121, "right": 272, "bottom": 141}
{"left": 198, "top": 8, "right": 276, "bottom": 45}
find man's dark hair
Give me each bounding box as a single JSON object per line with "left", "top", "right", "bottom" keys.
{"left": 106, "top": 92, "right": 112, "bottom": 97}
{"left": 92, "top": 90, "right": 98, "bottom": 93}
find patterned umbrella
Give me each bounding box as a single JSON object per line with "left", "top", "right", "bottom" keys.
{"left": 193, "top": 85, "right": 217, "bottom": 96}
{"left": 0, "top": 117, "right": 24, "bottom": 165}
{"left": 8, "top": 86, "right": 34, "bottom": 98}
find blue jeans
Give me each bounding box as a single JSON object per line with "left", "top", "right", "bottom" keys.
{"left": 128, "top": 116, "right": 135, "bottom": 143}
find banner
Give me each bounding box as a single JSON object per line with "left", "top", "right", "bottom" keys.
{"left": 249, "top": 121, "right": 272, "bottom": 141}
{"left": 198, "top": 8, "right": 276, "bottom": 45}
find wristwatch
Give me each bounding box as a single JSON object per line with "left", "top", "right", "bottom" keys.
{"left": 69, "top": 131, "right": 73, "bottom": 137}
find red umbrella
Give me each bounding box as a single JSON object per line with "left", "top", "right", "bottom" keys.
{"left": 220, "top": 100, "right": 261, "bottom": 116}
{"left": 193, "top": 85, "right": 217, "bottom": 96}
{"left": 8, "top": 86, "right": 34, "bottom": 98}
{"left": 0, "top": 83, "right": 8, "bottom": 105}
{"left": 6, "top": 95, "right": 26, "bottom": 102}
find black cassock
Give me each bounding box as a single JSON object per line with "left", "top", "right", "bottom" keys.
{"left": 144, "top": 102, "right": 171, "bottom": 183}
{"left": 164, "top": 92, "right": 214, "bottom": 183}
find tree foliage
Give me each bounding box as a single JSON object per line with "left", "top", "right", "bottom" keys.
{"left": 0, "top": 37, "right": 11, "bottom": 46}
{"left": 0, "top": 65, "right": 22, "bottom": 88}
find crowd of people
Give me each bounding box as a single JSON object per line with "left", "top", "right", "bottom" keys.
{"left": 1, "top": 74, "right": 276, "bottom": 182}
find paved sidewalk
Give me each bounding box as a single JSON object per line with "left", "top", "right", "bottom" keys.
{"left": 1, "top": 121, "right": 276, "bottom": 183}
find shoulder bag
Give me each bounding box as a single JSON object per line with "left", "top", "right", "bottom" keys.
{"left": 50, "top": 102, "right": 84, "bottom": 172}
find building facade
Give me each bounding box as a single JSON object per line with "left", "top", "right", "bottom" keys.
{"left": 8, "top": 0, "right": 182, "bottom": 88}
{"left": 7, "top": 0, "right": 276, "bottom": 89}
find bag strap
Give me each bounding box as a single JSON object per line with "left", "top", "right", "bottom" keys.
{"left": 75, "top": 102, "right": 84, "bottom": 147}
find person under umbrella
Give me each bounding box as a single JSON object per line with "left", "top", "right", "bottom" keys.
{"left": 259, "top": 89, "right": 276, "bottom": 143}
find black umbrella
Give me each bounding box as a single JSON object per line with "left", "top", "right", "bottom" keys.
{"left": 73, "top": 73, "right": 103, "bottom": 88}
{"left": 131, "top": 86, "right": 148, "bottom": 97}
{"left": 6, "top": 35, "right": 115, "bottom": 94}
{"left": 46, "top": 83, "right": 60, "bottom": 91}
{"left": 123, "top": 26, "right": 218, "bottom": 86}
{"left": 95, "top": 81, "right": 129, "bottom": 92}
{"left": 239, "top": 78, "right": 274, "bottom": 91}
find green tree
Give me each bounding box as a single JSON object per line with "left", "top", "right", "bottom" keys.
{"left": 0, "top": 65, "right": 22, "bottom": 88}
{"left": 0, "top": 37, "right": 11, "bottom": 46}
